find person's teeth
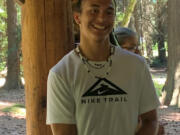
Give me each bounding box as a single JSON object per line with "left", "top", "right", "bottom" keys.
{"left": 93, "top": 25, "right": 105, "bottom": 30}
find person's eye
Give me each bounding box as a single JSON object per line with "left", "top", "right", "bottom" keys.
{"left": 90, "top": 9, "right": 99, "bottom": 14}
{"left": 106, "top": 10, "right": 114, "bottom": 15}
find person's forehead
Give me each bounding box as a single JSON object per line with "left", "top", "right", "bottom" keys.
{"left": 82, "top": 0, "right": 115, "bottom": 8}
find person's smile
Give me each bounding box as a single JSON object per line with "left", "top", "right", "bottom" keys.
{"left": 92, "top": 24, "right": 107, "bottom": 31}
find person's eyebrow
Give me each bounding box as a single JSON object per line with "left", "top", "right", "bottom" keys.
{"left": 90, "top": 4, "right": 115, "bottom": 10}
{"left": 90, "top": 4, "right": 99, "bottom": 8}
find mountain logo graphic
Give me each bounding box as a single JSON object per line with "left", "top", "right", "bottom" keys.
{"left": 82, "top": 78, "right": 127, "bottom": 97}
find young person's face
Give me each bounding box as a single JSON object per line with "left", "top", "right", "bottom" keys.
{"left": 74, "top": 0, "right": 115, "bottom": 42}
{"left": 121, "top": 36, "right": 139, "bottom": 53}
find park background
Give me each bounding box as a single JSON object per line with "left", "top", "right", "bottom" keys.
{"left": 0, "top": 0, "right": 180, "bottom": 135}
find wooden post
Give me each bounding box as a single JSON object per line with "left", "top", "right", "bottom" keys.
{"left": 21, "top": 0, "right": 74, "bottom": 134}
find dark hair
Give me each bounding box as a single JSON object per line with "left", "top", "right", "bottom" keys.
{"left": 114, "top": 27, "right": 136, "bottom": 45}
{"left": 72, "top": 0, "right": 82, "bottom": 12}
{"left": 72, "top": 0, "right": 117, "bottom": 13}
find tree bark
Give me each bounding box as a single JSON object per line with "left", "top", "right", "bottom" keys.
{"left": 141, "top": 0, "right": 154, "bottom": 60}
{"left": 21, "top": 0, "right": 74, "bottom": 134}
{"left": 161, "top": 0, "right": 180, "bottom": 107}
{"left": 157, "top": 33, "right": 166, "bottom": 63}
{"left": 121, "top": 0, "right": 137, "bottom": 27}
{"left": 3, "top": 0, "right": 22, "bottom": 90}
{"left": 156, "top": 0, "right": 166, "bottom": 63}
{"left": 145, "top": 36, "right": 153, "bottom": 61}
{"left": 137, "top": 0, "right": 145, "bottom": 55}
{"left": 133, "top": 3, "right": 140, "bottom": 39}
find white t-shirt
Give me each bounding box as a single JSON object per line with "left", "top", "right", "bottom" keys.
{"left": 46, "top": 46, "right": 160, "bottom": 135}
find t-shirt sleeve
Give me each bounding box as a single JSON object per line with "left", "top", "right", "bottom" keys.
{"left": 139, "top": 62, "right": 160, "bottom": 115}
{"left": 46, "top": 70, "right": 76, "bottom": 124}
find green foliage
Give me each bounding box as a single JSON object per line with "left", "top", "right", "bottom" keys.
{"left": 154, "top": 80, "right": 164, "bottom": 97}
{"left": 16, "top": 4, "right": 21, "bottom": 25}
{"left": 17, "top": 5, "right": 23, "bottom": 76}
{"left": 0, "top": 2, "right": 7, "bottom": 34}
{"left": 0, "top": 2, "right": 22, "bottom": 72}
{"left": 150, "top": 56, "right": 167, "bottom": 67}
{"left": 17, "top": 24, "right": 22, "bottom": 43}
{"left": 0, "top": 57, "right": 7, "bottom": 71}
{"left": 152, "top": 74, "right": 164, "bottom": 97}
{"left": 0, "top": 1, "right": 7, "bottom": 72}
{"left": 115, "top": 11, "right": 124, "bottom": 28}
{"left": 116, "top": 12, "right": 124, "bottom": 22}
{"left": 152, "top": 43, "right": 158, "bottom": 50}
{"left": 164, "top": 41, "right": 168, "bottom": 51}
{"left": 148, "top": 42, "right": 167, "bottom": 67}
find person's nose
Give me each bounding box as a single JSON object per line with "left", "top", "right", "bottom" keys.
{"left": 96, "top": 12, "right": 106, "bottom": 23}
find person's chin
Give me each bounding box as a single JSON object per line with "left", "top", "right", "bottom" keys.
{"left": 91, "top": 34, "right": 109, "bottom": 42}
{"left": 92, "top": 30, "right": 110, "bottom": 38}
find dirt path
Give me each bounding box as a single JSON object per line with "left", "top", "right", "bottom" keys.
{"left": 151, "top": 67, "right": 180, "bottom": 134}
{"left": 0, "top": 68, "right": 180, "bottom": 135}
{"left": 158, "top": 106, "right": 180, "bottom": 134}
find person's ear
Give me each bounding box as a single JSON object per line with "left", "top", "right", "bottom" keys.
{"left": 74, "top": 12, "right": 81, "bottom": 25}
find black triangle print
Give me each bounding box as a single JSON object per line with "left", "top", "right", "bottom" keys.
{"left": 82, "top": 78, "right": 127, "bottom": 97}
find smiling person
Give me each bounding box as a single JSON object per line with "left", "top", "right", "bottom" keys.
{"left": 46, "top": 0, "right": 160, "bottom": 135}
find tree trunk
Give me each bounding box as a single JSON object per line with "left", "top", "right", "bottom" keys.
{"left": 141, "top": 0, "right": 154, "bottom": 60}
{"left": 121, "top": 0, "right": 137, "bottom": 27}
{"left": 145, "top": 39, "right": 153, "bottom": 61}
{"left": 21, "top": 0, "right": 74, "bottom": 134}
{"left": 3, "top": 0, "right": 22, "bottom": 90}
{"left": 128, "top": 15, "right": 136, "bottom": 31}
{"left": 157, "top": 0, "right": 166, "bottom": 63}
{"left": 161, "top": 0, "right": 180, "bottom": 107}
{"left": 122, "top": 0, "right": 128, "bottom": 12}
{"left": 139, "top": 0, "right": 145, "bottom": 55}
{"left": 157, "top": 34, "right": 166, "bottom": 63}
{"left": 134, "top": 3, "right": 140, "bottom": 39}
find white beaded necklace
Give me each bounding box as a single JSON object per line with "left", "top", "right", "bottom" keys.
{"left": 75, "top": 45, "right": 115, "bottom": 79}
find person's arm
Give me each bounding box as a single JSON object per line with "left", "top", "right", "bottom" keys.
{"left": 136, "top": 109, "right": 159, "bottom": 135}
{"left": 51, "top": 124, "right": 77, "bottom": 135}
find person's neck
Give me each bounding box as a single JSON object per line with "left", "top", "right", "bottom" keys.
{"left": 79, "top": 38, "right": 111, "bottom": 61}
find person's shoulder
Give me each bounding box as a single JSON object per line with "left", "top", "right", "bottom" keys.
{"left": 50, "top": 49, "right": 79, "bottom": 74}
{"left": 115, "top": 46, "right": 145, "bottom": 61}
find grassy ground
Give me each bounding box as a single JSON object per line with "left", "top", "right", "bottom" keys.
{"left": 151, "top": 68, "right": 167, "bottom": 97}
{"left": 154, "top": 80, "right": 164, "bottom": 97}
{"left": 1, "top": 104, "right": 25, "bottom": 116}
